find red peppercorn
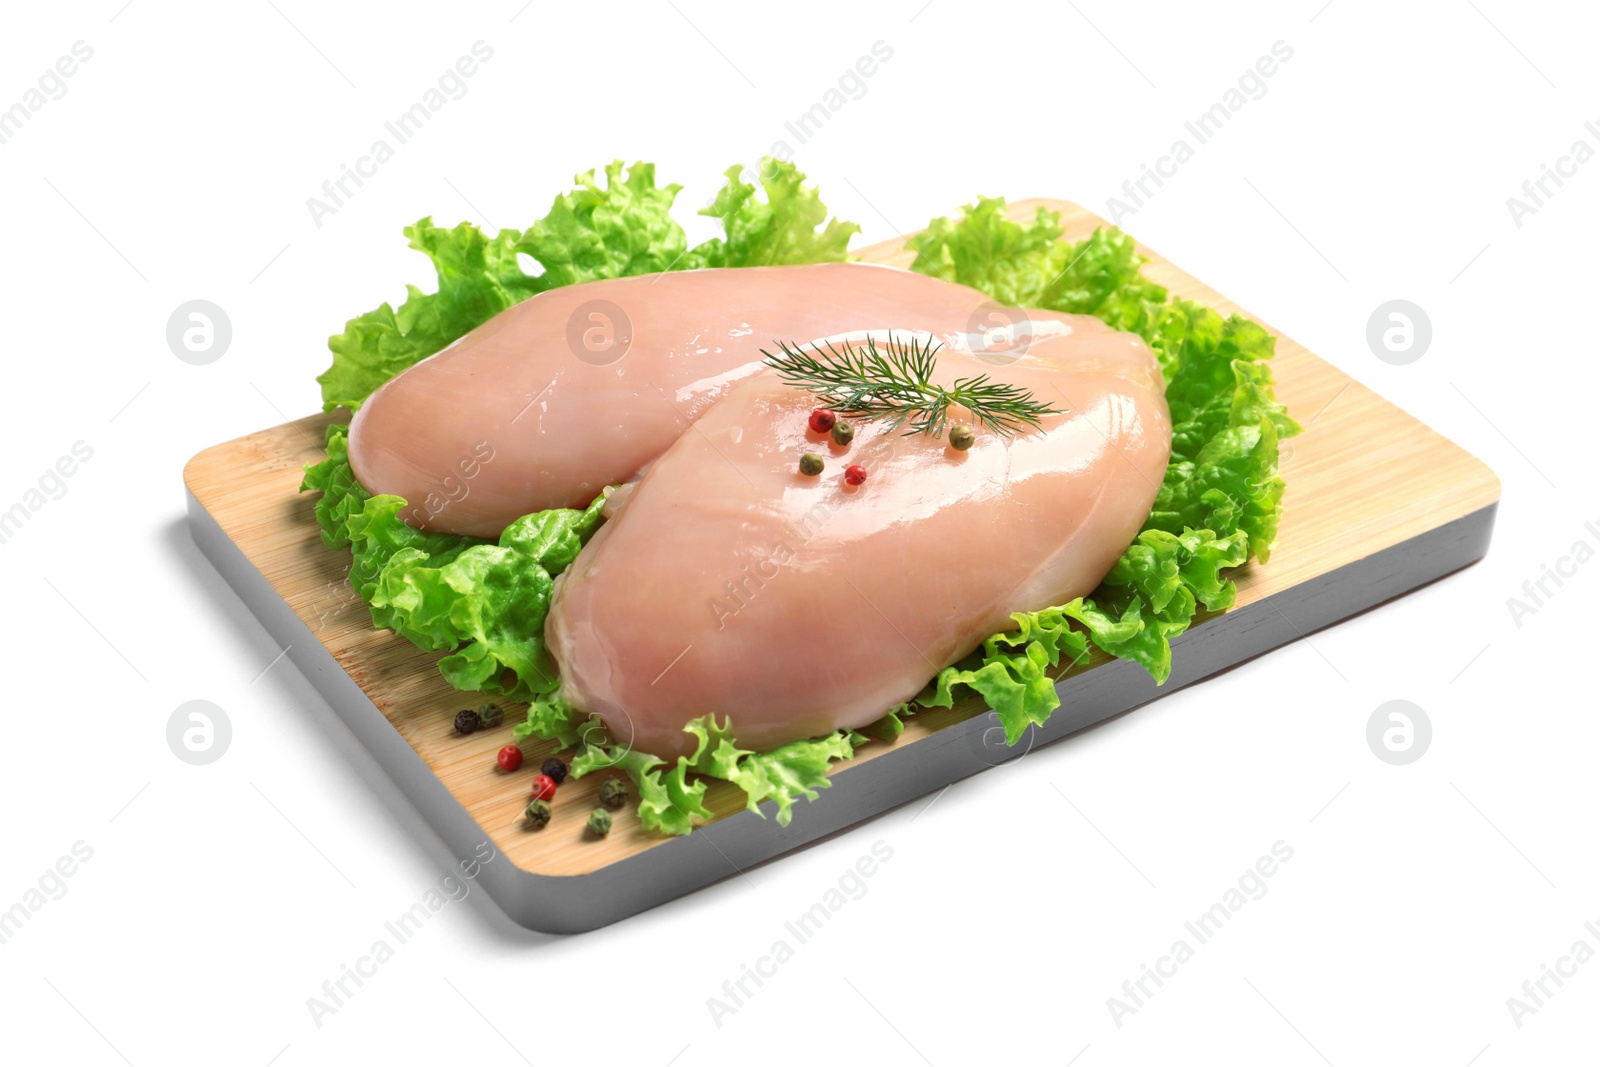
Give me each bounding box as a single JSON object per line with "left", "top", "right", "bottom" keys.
{"left": 530, "top": 773, "right": 558, "bottom": 801}
{"left": 844, "top": 464, "right": 867, "bottom": 486}
{"left": 497, "top": 745, "right": 523, "bottom": 772}
{"left": 808, "top": 407, "right": 837, "bottom": 434}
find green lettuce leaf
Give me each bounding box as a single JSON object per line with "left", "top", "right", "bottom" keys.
{"left": 727, "top": 730, "right": 856, "bottom": 827}
{"left": 521, "top": 709, "right": 750, "bottom": 838}
{"left": 299, "top": 421, "right": 372, "bottom": 549}
{"left": 514, "top": 160, "right": 688, "bottom": 290}
{"left": 365, "top": 492, "right": 607, "bottom": 701}
{"left": 681, "top": 715, "right": 751, "bottom": 779}
{"left": 318, "top": 221, "right": 543, "bottom": 412}
{"left": 925, "top": 606, "right": 1091, "bottom": 744}
{"left": 572, "top": 745, "right": 712, "bottom": 837}
{"left": 907, "top": 197, "right": 1167, "bottom": 315}
{"left": 687, "top": 162, "right": 859, "bottom": 269}
{"left": 859, "top": 701, "right": 917, "bottom": 741}
{"left": 670, "top": 713, "right": 859, "bottom": 828}
{"left": 511, "top": 693, "right": 589, "bottom": 750}
{"left": 529, "top": 713, "right": 858, "bottom": 836}
{"left": 344, "top": 496, "right": 476, "bottom": 604}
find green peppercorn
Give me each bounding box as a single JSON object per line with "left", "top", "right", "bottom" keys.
{"left": 948, "top": 424, "right": 976, "bottom": 451}
{"left": 524, "top": 799, "right": 552, "bottom": 829}
{"left": 587, "top": 808, "right": 613, "bottom": 836}
{"left": 798, "top": 452, "right": 825, "bottom": 476}
{"left": 599, "top": 778, "right": 628, "bottom": 809}
{"left": 830, "top": 421, "right": 855, "bottom": 447}
{"left": 476, "top": 702, "right": 505, "bottom": 727}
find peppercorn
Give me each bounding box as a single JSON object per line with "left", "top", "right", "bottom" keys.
{"left": 830, "top": 421, "right": 855, "bottom": 447}
{"left": 530, "top": 774, "right": 558, "bottom": 802}
{"left": 524, "top": 799, "right": 552, "bottom": 829}
{"left": 599, "top": 777, "right": 628, "bottom": 809}
{"left": 798, "top": 452, "right": 825, "bottom": 476}
{"left": 476, "top": 702, "right": 505, "bottom": 727}
{"left": 844, "top": 464, "right": 867, "bottom": 486}
{"left": 453, "top": 708, "right": 480, "bottom": 735}
{"left": 808, "top": 407, "right": 837, "bottom": 434}
{"left": 587, "top": 808, "right": 613, "bottom": 836}
{"left": 541, "top": 757, "right": 569, "bottom": 784}
{"left": 497, "top": 745, "right": 524, "bottom": 772}
{"left": 948, "top": 424, "right": 976, "bottom": 451}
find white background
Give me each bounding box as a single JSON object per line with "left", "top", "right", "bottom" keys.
{"left": 1, "top": 1, "right": 1595, "bottom": 1064}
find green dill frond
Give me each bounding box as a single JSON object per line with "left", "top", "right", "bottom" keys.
{"left": 760, "top": 334, "right": 1059, "bottom": 440}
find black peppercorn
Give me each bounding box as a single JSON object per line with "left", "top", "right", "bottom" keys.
{"left": 599, "top": 778, "right": 628, "bottom": 809}
{"left": 541, "top": 757, "right": 569, "bottom": 784}
{"left": 453, "top": 708, "right": 480, "bottom": 735}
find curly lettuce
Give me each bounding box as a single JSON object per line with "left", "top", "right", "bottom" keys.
{"left": 686, "top": 162, "right": 858, "bottom": 269}
{"left": 513, "top": 160, "right": 689, "bottom": 290}
{"left": 907, "top": 196, "right": 1167, "bottom": 315}
{"left": 547, "top": 710, "right": 856, "bottom": 835}
{"left": 317, "top": 221, "right": 542, "bottom": 413}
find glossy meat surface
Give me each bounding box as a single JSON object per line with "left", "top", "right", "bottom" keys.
{"left": 347, "top": 263, "right": 1005, "bottom": 536}
{"left": 546, "top": 320, "right": 1172, "bottom": 758}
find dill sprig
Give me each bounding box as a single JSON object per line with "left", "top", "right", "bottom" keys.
{"left": 761, "top": 334, "right": 1060, "bottom": 440}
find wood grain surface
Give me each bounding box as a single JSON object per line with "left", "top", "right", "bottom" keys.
{"left": 183, "top": 200, "right": 1501, "bottom": 877}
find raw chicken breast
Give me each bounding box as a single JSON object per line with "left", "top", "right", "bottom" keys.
{"left": 546, "top": 320, "right": 1172, "bottom": 759}
{"left": 347, "top": 262, "right": 1011, "bottom": 537}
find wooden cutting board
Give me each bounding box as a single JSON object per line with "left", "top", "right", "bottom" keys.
{"left": 184, "top": 200, "right": 1500, "bottom": 932}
